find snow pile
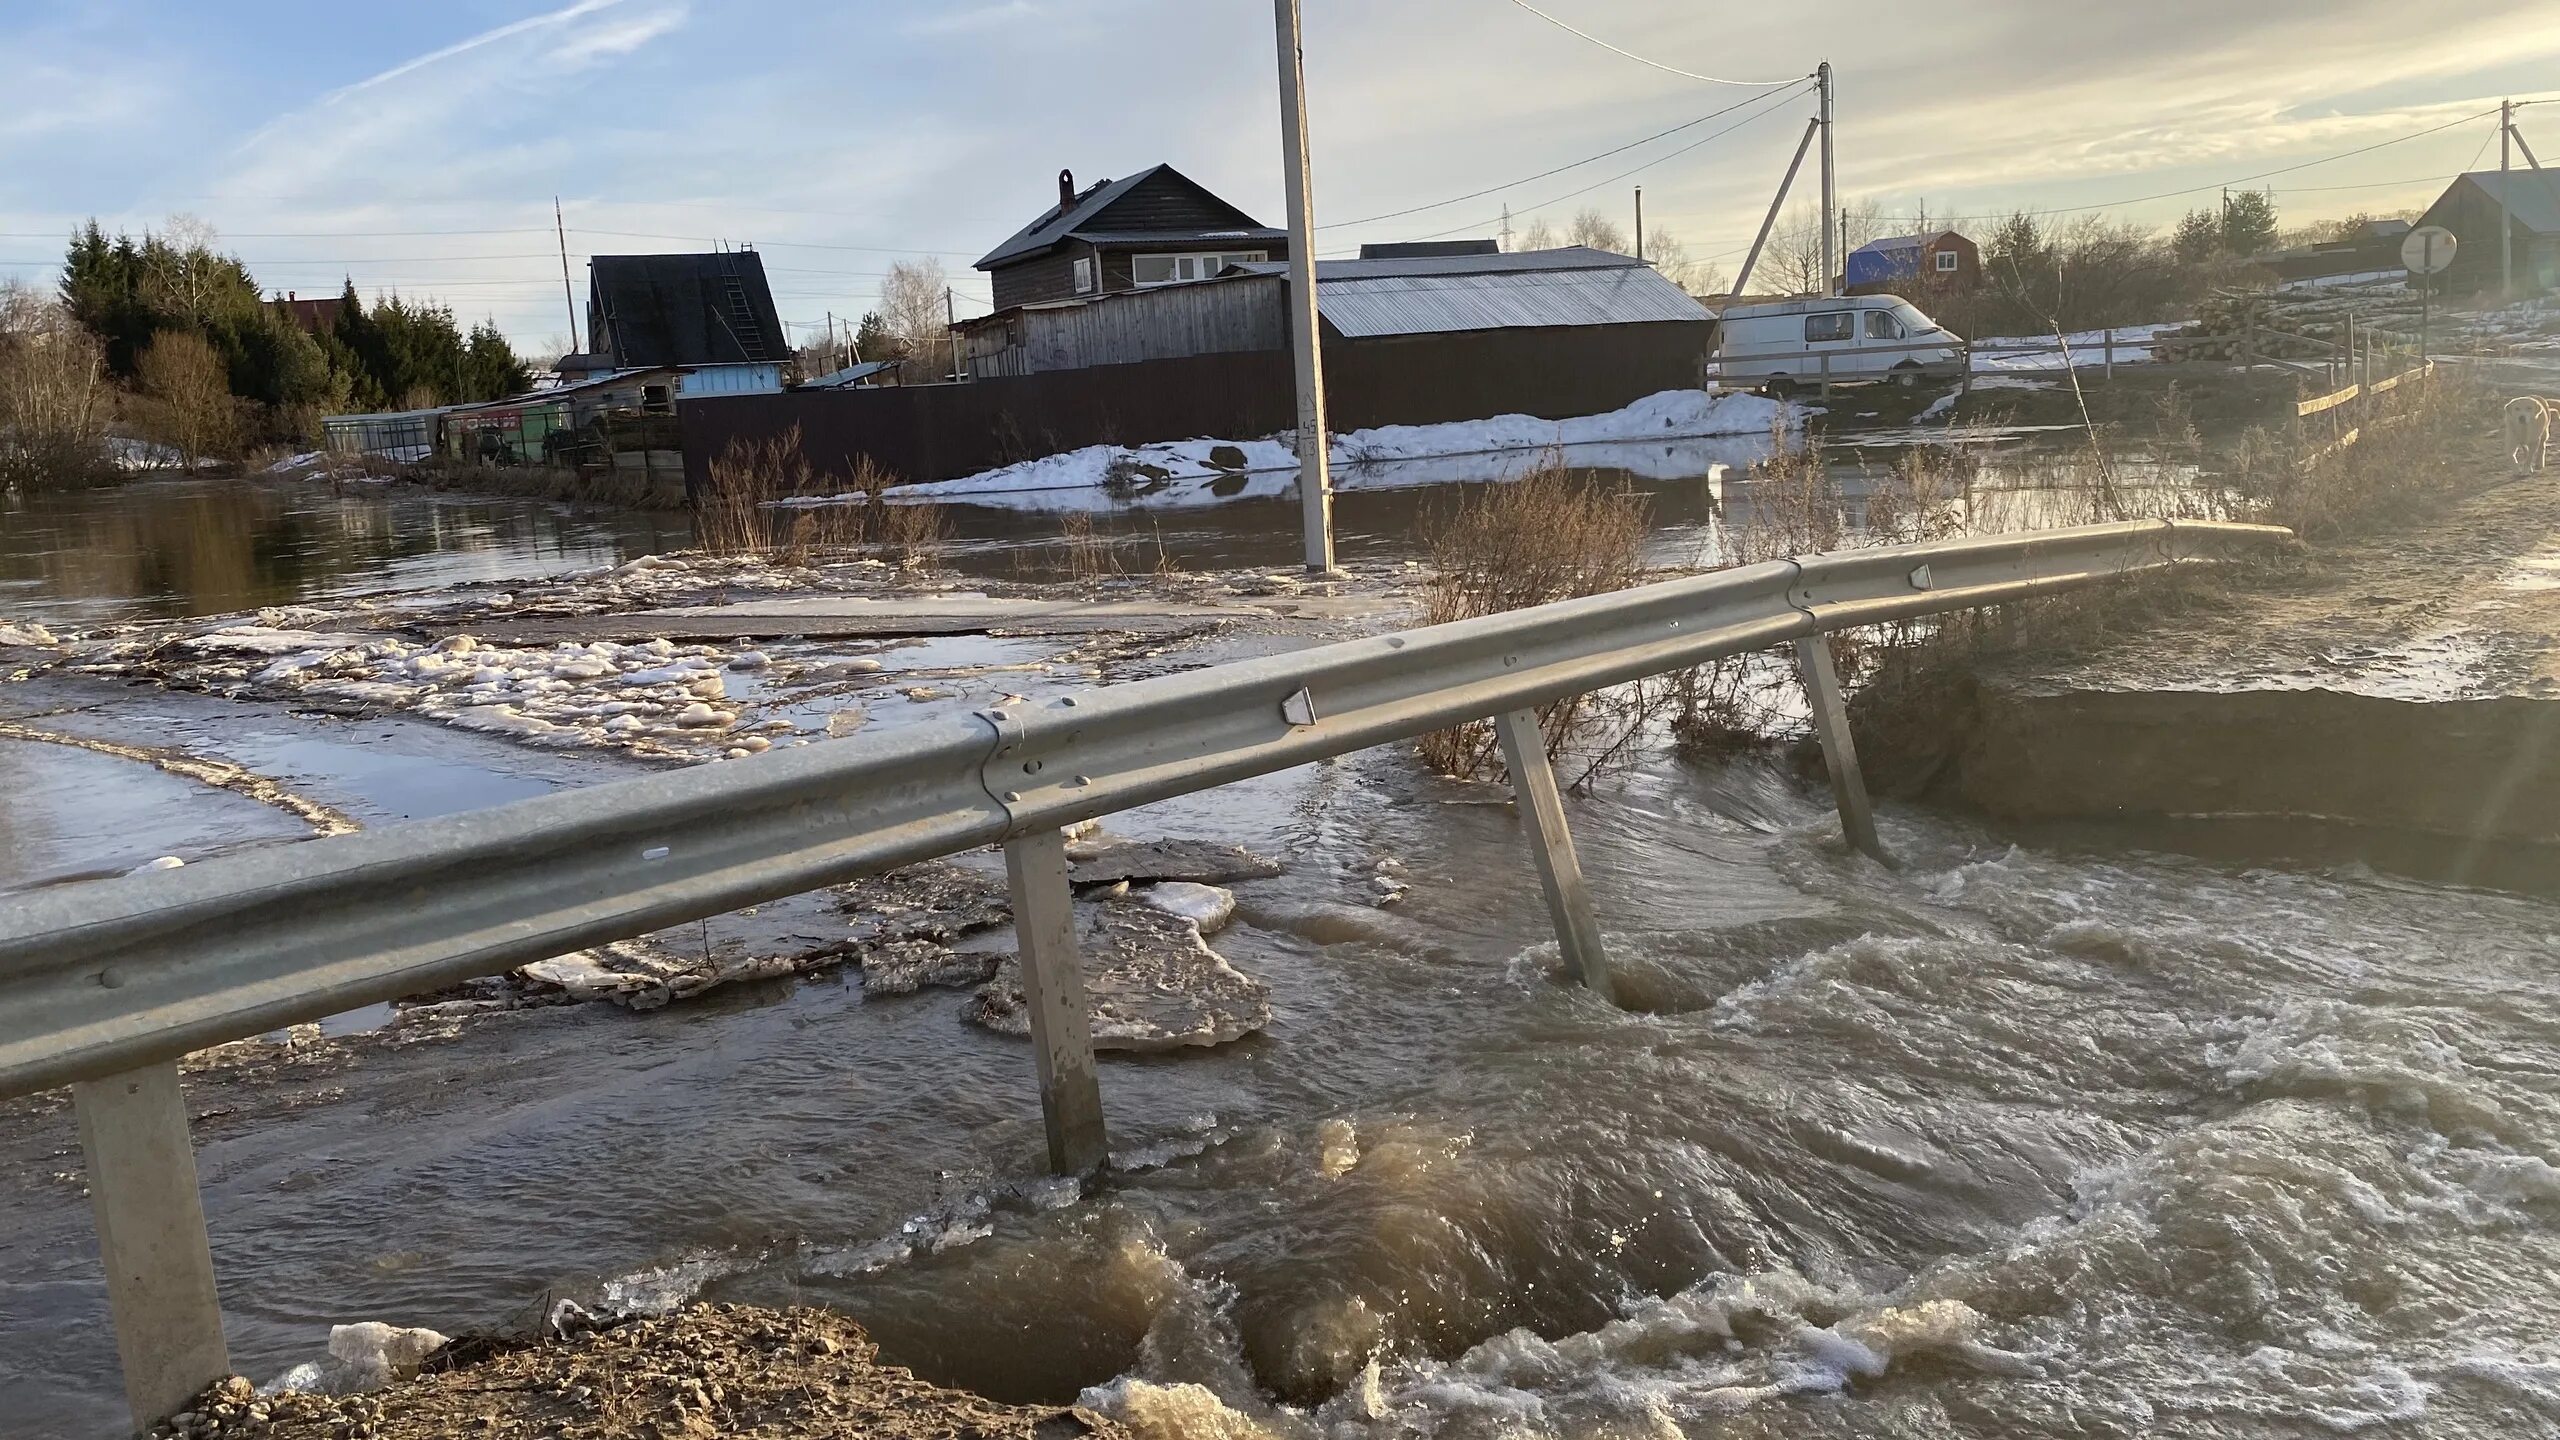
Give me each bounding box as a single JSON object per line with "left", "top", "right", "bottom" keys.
{"left": 1972, "top": 324, "right": 2177, "bottom": 372}
{"left": 828, "top": 389, "right": 1791, "bottom": 509}
{"left": 0, "top": 620, "right": 58, "bottom": 647}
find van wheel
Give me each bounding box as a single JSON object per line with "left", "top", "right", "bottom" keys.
{"left": 1765, "top": 376, "right": 1797, "bottom": 399}
{"left": 1892, "top": 361, "right": 1921, "bottom": 388}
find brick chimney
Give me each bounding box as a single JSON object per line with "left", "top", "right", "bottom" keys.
{"left": 1058, "top": 169, "right": 1076, "bottom": 212}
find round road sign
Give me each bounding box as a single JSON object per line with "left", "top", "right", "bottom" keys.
{"left": 2402, "top": 224, "right": 2459, "bottom": 276}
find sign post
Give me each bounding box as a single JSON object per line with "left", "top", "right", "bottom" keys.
{"left": 2402, "top": 225, "right": 2459, "bottom": 364}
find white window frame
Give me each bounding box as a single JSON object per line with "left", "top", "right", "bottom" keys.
{"left": 1071, "top": 256, "right": 1097, "bottom": 294}
{"left": 1933, "top": 249, "right": 1961, "bottom": 273}
{"left": 1130, "top": 249, "right": 1268, "bottom": 287}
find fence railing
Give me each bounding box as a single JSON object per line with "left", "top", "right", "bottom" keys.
{"left": 2295, "top": 361, "right": 2435, "bottom": 464}
{"left": 1701, "top": 332, "right": 2162, "bottom": 397}
{"left": 0, "top": 518, "right": 2295, "bottom": 1428}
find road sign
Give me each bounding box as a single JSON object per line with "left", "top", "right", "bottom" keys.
{"left": 2402, "top": 225, "right": 2459, "bottom": 276}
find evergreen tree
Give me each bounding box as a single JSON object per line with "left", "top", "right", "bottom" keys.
{"left": 852, "top": 310, "right": 898, "bottom": 362}
{"left": 2171, "top": 209, "right": 2221, "bottom": 265}
{"left": 2219, "top": 191, "right": 2279, "bottom": 257}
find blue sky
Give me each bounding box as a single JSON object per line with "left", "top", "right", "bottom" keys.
{"left": 5, "top": 0, "right": 2559, "bottom": 351}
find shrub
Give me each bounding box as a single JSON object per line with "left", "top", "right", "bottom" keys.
{"left": 1416, "top": 459, "right": 1649, "bottom": 778}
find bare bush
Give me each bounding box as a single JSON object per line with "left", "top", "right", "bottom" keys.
{"left": 877, "top": 499, "right": 947, "bottom": 571}
{"left": 135, "top": 329, "right": 238, "bottom": 467}
{"left": 1416, "top": 461, "right": 1650, "bottom": 778}
{"left": 0, "top": 283, "right": 112, "bottom": 488}
{"left": 696, "top": 426, "right": 863, "bottom": 563}
{"left": 1055, "top": 512, "right": 1121, "bottom": 582}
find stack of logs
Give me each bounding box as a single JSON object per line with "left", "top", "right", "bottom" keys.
{"left": 2152, "top": 286, "right": 2426, "bottom": 362}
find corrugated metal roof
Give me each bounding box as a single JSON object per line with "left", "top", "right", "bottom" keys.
{"left": 1228, "top": 245, "right": 1641, "bottom": 282}
{"left": 1313, "top": 264, "right": 1709, "bottom": 338}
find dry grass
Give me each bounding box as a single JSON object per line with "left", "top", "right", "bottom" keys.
{"left": 696, "top": 427, "right": 942, "bottom": 567}
{"left": 1416, "top": 459, "right": 1650, "bottom": 779}
{"left": 1054, "top": 512, "right": 1122, "bottom": 582}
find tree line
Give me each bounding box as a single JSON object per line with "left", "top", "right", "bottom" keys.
{"left": 1, "top": 217, "right": 534, "bottom": 487}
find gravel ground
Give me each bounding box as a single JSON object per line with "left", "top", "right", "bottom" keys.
{"left": 152, "top": 1305, "right": 1128, "bottom": 1440}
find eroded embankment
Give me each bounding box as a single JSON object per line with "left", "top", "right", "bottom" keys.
{"left": 1864, "top": 675, "right": 2560, "bottom": 873}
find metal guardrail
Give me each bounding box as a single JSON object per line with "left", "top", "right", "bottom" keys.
{"left": 0, "top": 518, "right": 2294, "bottom": 1427}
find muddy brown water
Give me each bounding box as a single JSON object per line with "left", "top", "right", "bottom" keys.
{"left": 6, "top": 456, "right": 2558, "bottom": 1437}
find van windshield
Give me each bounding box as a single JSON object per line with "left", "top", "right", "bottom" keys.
{"left": 1891, "top": 302, "right": 1935, "bottom": 333}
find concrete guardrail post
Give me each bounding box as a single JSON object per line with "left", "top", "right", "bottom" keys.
{"left": 74, "top": 1063, "right": 229, "bottom": 1431}
{"left": 1792, "top": 636, "right": 1890, "bottom": 865}
{"left": 1494, "top": 708, "right": 1614, "bottom": 1003}
{"left": 1001, "top": 828, "right": 1109, "bottom": 1174}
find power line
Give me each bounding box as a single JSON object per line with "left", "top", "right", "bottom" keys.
{"left": 1868, "top": 105, "right": 2504, "bottom": 225}
{"left": 1504, "top": 0, "right": 1803, "bottom": 87}
{"left": 1383, "top": 79, "right": 1812, "bottom": 247}
{"left": 1319, "top": 80, "right": 1814, "bottom": 231}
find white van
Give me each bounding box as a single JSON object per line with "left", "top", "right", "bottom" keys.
{"left": 1712, "top": 294, "right": 1962, "bottom": 392}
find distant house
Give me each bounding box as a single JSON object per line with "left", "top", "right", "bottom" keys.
{"left": 269, "top": 291, "right": 348, "bottom": 335}
{"left": 2415, "top": 172, "right": 2560, "bottom": 294}
{"left": 587, "top": 252, "right": 788, "bottom": 395}
{"left": 974, "top": 164, "right": 1289, "bottom": 311}
{"left": 1843, "top": 231, "right": 1979, "bottom": 296}
{"left": 2259, "top": 218, "right": 2413, "bottom": 283}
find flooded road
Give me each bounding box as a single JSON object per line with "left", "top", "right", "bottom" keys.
{"left": 8, "top": 448, "right": 2553, "bottom": 1438}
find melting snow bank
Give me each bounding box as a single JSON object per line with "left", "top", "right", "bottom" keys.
{"left": 154, "top": 1307, "right": 1127, "bottom": 1440}
{"left": 793, "top": 389, "right": 1792, "bottom": 512}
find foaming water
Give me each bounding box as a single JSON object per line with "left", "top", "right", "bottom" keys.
{"left": 10, "top": 744, "right": 2560, "bottom": 1437}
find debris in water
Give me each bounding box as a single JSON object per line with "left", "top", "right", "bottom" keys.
{"left": 970, "top": 900, "right": 1271, "bottom": 1050}
{"left": 1066, "top": 839, "right": 1284, "bottom": 886}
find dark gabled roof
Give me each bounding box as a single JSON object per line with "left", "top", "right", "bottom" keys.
{"left": 1852, "top": 230, "right": 1960, "bottom": 254}
{"left": 2431, "top": 171, "right": 2560, "bottom": 234}
{"left": 589, "top": 252, "right": 787, "bottom": 368}
{"left": 974, "top": 163, "right": 1270, "bottom": 270}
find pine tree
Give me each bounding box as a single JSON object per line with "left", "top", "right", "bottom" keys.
{"left": 2219, "top": 191, "right": 2279, "bottom": 258}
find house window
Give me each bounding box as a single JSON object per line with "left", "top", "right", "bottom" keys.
{"left": 642, "top": 384, "right": 672, "bottom": 413}
{"left": 1131, "top": 250, "right": 1268, "bottom": 287}
{"left": 1934, "top": 249, "right": 1961, "bottom": 273}
{"left": 1072, "top": 256, "right": 1096, "bottom": 294}
{"left": 1805, "top": 312, "right": 1854, "bottom": 343}
{"left": 1865, "top": 309, "right": 1905, "bottom": 340}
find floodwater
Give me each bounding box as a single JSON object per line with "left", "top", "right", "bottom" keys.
{"left": 11, "top": 449, "right": 2548, "bottom": 1438}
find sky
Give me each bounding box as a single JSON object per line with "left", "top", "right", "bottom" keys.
{"left": 3, "top": 0, "right": 2558, "bottom": 354}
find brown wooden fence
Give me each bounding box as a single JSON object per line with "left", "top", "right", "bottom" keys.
{"left": 678, "top": 321, "right": 1714, "bottom": 496}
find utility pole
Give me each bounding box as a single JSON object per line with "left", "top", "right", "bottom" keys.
{"left": 1817, "top": 60, "right": 1837, "bottom": 297}
{"left": 2503, "top": 97, "right": 2515, "bottom": 301}
{"left": 945, "top": 287, "right": 959, "bottom": 381}
{"left": 1634, "top": 187, "right": 1644, "bottom": 262}
{"left": 1732, "top": 116, "right": 1820, "bottom": 298}
{"left": 554, "top": 197, "right": 580, "bottom": 355}
{"left": 1274, "top": 0, "right": 1335, "bottom": 575}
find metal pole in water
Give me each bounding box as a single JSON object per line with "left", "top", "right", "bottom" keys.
{"left": 1494, "top": 708, "right": 1614, "bottom": 1002}
{"left": 1793, "top": 635, "right": 1890, "bottom": 864}
{"left": 1002, "top": 829, "right": 1108, "bottom": 1174}
{"left": 75, "top": 1063, "right": 229, "bottom": 1430}
{"left": 1274, "top": 0, "right": 1337, "bottom": 575}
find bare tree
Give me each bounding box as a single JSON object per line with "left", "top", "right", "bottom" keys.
{"left": 1643, "top": 226, "right": 1725, "bottom": 296}
{"left": 1567, "top": 207, "right": 1628, "bottom": 253}
{"left": 1519, "top": 217, "right": 1558, "bottom": 252}
{"left": 136, "top": 329, "right": 237, "bottom": 467}
{"left": 0, "top": 282, "right": 111, "bottom": 487}
{"left": 1762, "top": 204, "right": 1830, "bottom": 295}
{"left": 143, "top": 214, "right": 241, "bottom": 330}
{"left": 879, "top": 259, "right": 951, "bottom": 382}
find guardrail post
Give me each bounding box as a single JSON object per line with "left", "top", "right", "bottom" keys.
{"left": 74, "top": 1063, "right": 229, "bottom": 1431}
{"left": 2104, "top": 328, "right": 2115, "bottom": 381}
{"left": 1001, "top": 828, "right": 1108, "bottom": 1175}
{"left": 1494, "top": 709, "right": 1614, "bottom": 1002}
{"left": 1792, "top": 635, "right": 1890, "bottom": 865}
{"left": 1818, "top": 351, "right": 1832, "bottom": 400}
